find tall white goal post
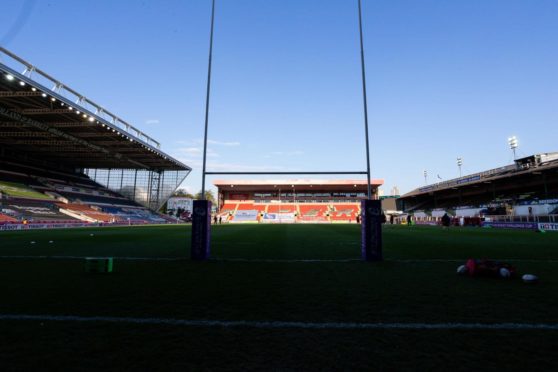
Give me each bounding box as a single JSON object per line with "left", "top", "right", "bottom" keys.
{"left": 191, "top": 0, "right": 382, "bottom": 262}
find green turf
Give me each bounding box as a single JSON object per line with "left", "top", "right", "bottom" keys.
{"left": 0, "top": 224, "right": 557, "bottom": 370}
{"left": 0, "top": 181, "right": 52, "bottom": 199}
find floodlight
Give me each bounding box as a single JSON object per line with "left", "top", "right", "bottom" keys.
{"left": 19, "top": 81, "right": 25, "bottom": 86}
{"left": 5, "top": 74, "right": 14, "bottom": 81}
{"left": 88, "top": 117, "right": 94, "bottom": 122}
{"left": 31, "top": 87, "right": 36, "bottom": 92}
{"left": 41, "top": 93, "right": 47, "bottom": 98}
{"left": 508, "top": 136, "right": 519, "bottom": 159}
{"left": 508, "top": 136, "right": 518, "bottom": 149}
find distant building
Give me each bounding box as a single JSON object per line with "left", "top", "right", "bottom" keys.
{"left": 212, "top": 179, "right": 384, "bottom": 223}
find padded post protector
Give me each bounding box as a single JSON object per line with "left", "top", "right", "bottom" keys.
{"left": 191, "top": 200, "right": 211, "bottom": 260}
{"left": 361, "top": 199, "right": 383, "bottom": 261}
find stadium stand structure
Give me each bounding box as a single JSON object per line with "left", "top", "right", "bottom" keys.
{"left": 397, "top": 153, "right": 558, "bottom": 225}
{"left": 0, "top": 47, "right": 190, "bottom": 228}
{"left": 213, "top": 179, "right": 384, "bottom": 223}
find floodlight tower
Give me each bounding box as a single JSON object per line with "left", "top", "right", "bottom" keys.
{"left": 423, "top": 170, "right": 428, "bottom": 185}
{"left": 508, "top": 136, "right": 518, "bottom": 160}
{"left": 457, "top": 157, "right": 463, "bottom": 177}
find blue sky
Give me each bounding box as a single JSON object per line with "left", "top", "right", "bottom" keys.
{"left": 2, "top": 0, "right": 558, "bottom": 195}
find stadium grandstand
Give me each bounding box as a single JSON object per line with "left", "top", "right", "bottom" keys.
{"left": 397, "top": 152, "right": 558, "bottom": 227}
{"left": 213, "top": 179, "right": 383, "bottom": 223}
{"left": 0, "top": 47, "right": 190, "bottom": 229}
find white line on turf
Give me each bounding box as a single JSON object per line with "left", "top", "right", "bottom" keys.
{"left": 1, "top": 314, "right": 558, "bottom": 330}
{"left": 213, "top": 258, "right": 361, "bottom": 263}
{"left": 1, "top": 256, "right": 558, "bottom": 263}
{"left": 0, "top": 255, "right": 184, "bottom": 261}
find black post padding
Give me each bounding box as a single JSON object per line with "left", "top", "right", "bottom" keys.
{"left": 191, "top": 200, "right": 211, "bottom": 260}
{"left": 361, "top": 199, "right": 383, "bottom": 261}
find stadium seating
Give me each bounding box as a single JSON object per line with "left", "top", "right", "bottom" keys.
{"left": 56, "top": 192, "right": 138, "bottom": 206}
{"left": 99, "top": 206, "right": 167, "bottom": 224}
{"left": 217, "top": 201, "right": 368, "bottom": 223}
{"left": 0, "top": 213, "right": 17, "bottom": 222}
{"left": 267, "top": 204, "right": 296, "bottom": 213}
{"left": 0, "top": 161, "right": 176, "bottom": 226}
{"left": 1, "top": 198, "right": 80, "bottom": 223}
{"left": 218, "top": 203, "right": 238, "bottom": 221}
{"left": 298, "top": 204, "right": 329, "bottom": 222}
{"left": 0, "top": 180, "right": 53, "bottom": 200}
{"left": 236, "top": 203, "right": 255, "bottom": 210}
{"left": 330, "top": 204, "right": 360, "bottom": 221}
{"left": 253, "top": 204, "right": 267, "bottom": 213}
{"left": 59, "top": 203, "right": 115, "bottom": 223}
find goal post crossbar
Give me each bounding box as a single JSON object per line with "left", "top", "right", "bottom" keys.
{"left": 205, "top": 171, "right": 368, "bottom": 176}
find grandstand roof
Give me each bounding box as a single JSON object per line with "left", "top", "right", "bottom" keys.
{"left": 0, "top": 47, "right": 190, "bottom": 171}
{"left": 213, "top": 179, "right": 384, "bottom": 192}
{"left": 398, "top": 153, "right": 558, "bottom": 211}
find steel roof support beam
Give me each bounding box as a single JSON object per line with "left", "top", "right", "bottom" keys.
{"left": 0, "top": 105, "right": 149, "bottom": 169}
{"left": 0, "top": 91, "right": 44, "bottom": 98}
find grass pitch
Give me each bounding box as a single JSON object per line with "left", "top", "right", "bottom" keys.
{"left": 1, "top": 224, "right": 557, "bottom": 370}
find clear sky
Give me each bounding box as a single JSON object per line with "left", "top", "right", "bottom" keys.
{"left": 2, "top": 0, "right": 558, "bottom": 195}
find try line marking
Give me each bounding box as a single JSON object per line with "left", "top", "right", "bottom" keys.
{"left": 1, "top": 314, "right": 558, "bottom": 330}
{"left": 0, "top": 256, "right": 557, "bottom": 264}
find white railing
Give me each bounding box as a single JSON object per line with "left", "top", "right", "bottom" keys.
{"left": 0, "top": 47, "right": 160, "bottom": 149}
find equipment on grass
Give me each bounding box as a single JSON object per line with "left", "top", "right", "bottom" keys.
{"left": 464, "top": 259, "right": 517, "bottom": 278}
{"left": 522, "top": 274, "right": 539, "bottom": 283}
{"left": 84, "top": 257, "right": 113, "bottom": 273}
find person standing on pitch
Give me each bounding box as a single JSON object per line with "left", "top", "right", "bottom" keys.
{"left": 441, "top": 213, "right": 451, "bottom": 228}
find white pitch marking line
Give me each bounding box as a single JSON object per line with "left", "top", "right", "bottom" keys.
{"left": 1, "top": 314, "right": 558, "bottom": 330}
{"left": 0, "top": 256, "right": 558, "bottom": 264}
{"left": 0, "top": 255, "right": 184, "bottom": 261}
{"left": 212, "top": 258, "right": 361, "bottom": 263}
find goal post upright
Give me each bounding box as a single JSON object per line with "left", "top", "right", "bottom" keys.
{"left": 191, "top": 0, "right": 382, "bottom": 261}
{"left": 358, "top": 0, "right": 383, "bottom": 261}
{"left": 191, "top": 0, "right": 216, "bottom": 261}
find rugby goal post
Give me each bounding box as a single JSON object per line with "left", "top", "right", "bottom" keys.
{"left": 191, "top": 0, "right": 382, "bottom": 262}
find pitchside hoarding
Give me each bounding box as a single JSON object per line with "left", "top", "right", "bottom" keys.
{"left": 167, "top": 197, "right": 193, "bottom": 213}
{"left": 481, "top": 221, "right": 558, "bottom": 231}
{"left": 538, "top": 222, "right": 558, "bottom": 231}
{"left": 482, "top": 222, "right": 537, "bottom": 229}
